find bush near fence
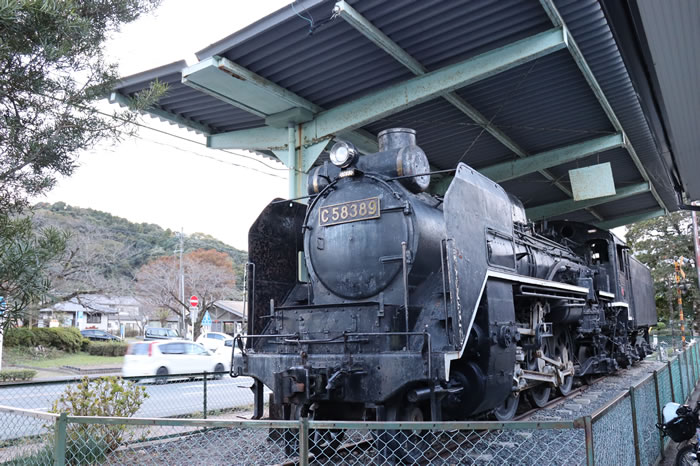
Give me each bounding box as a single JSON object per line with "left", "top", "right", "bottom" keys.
{"left": 86, "top": 341, "right": 128, "bottom": 357}
{"left": 4, "top": 327, "right": 84, "bottom": 352}
{"left": 0, "top": 369, "right": 36, "bottom": 382}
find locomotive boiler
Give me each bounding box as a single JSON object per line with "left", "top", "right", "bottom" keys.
{"left": 233, "top": 128, "right": 656, "bottom": 426}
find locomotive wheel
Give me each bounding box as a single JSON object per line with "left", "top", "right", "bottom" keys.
{"left": 554, "top": 328, "right": 575, "bottom": 396}
{"left": 377, "top": 401, "right": 432, "bottom": 464}
{"left": 493, "top": 393, "right": 519, "bottom": 421}
{"left": 526, "top": 337, "right": 552, "bottom": 408}
{"left": 527, "top": 384, "right": 551, "bottom": 408}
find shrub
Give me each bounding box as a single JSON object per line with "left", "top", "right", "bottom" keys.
{"left": 656, "top": 321, "right": 667, "bottom": 330}
{"left": 4, "top": 327, "right": 83, "bottom": 352}
{"left": 0, "top": 369, "right": 37, "bottom": 382}
{"left": 86, "top": 341, "right": 128, "bottom": 357}
{"left": 50, "top": 377, "right": 148, "bottom": 451}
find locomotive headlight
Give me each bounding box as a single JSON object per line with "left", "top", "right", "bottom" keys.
{"left": 329, "top": 141, "right": 358, "bottom": 168}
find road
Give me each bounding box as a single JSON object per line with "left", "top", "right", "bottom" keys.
{"left": 0, "top": 375, "right": 268, "bottom": 441}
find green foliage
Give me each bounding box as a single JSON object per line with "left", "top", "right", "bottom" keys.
{"left": 626, "top": 211, "right": 698, "bottom": 323}
{"left": 656, "top": 321, "right": 667, "bottom": 330}
{"left": 0, "top": 369, "right": 36, "bottom": 382}
{"left": 0, "top": 215, "right": 66, "bottom": 328}
{"left": 86, "top": 341, "right": 128, "bottom": 357}
{"left": 4, "top": 327, "right": 84, "bottom": 352}
{"left": 0, "top": 0, "right": 164, "bottom": 213}
{"left": 50, "top": 376, "right": 148, "bottom": 451}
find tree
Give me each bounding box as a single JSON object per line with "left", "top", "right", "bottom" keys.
{"left": 0, "top": 0, "right": 165, "bottom": 213}
{"left": 135, "top": 249, "right": 236, "bottom": 339}
{"left": 0, "top": 215, "right": 66, "bottom": 330}
{"left": 626, "top": 212, "right": 699, "bottom": 326}
{"left": 0, "top": 1, "right": 165, "bottom": 328}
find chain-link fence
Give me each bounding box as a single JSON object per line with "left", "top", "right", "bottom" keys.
{"left": 2, "top": 344, "right": 699, "bottom": 465}
{"left": 589, "top": 342, "right": 700, "bottom": 465}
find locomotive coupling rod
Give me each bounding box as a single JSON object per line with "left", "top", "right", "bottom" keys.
{"left": 535, "top": 350, "right": 566, "bottom": 369}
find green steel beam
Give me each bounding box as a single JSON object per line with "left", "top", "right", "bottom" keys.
{"left": 109, "top": 92, "right": 212, "bottom": 136}
{"left": 207, "top": 126, "right": 288, "bottom": 150}
{"left": 526, "top": 182, "right": 649, "bottom": 220}
{"left": 539, "top": 0, "right": 668, "bottom": 215}
{"left": 190, "top": 56, "right": 377, "bottom": 163}
{"left": 335, "top": 1, "right": 605, "bottom": 220}
{"left": 480, "top": 133, "right": 624, "bottom": 183}
{"left": 595, "top": 208, "right": 665, "bottom": 230}
{"left": 300, "top": 27, "right": 567, "bottom": 145}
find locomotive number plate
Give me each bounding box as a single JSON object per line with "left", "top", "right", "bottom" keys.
{"left": 319, "top": 197, "right": 380, "bottom": 226}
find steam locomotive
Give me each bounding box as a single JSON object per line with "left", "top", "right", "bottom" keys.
{"left": 233, "top": 128, "right": 656, "bottom": 425}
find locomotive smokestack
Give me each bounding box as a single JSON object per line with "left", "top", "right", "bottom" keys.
{"left": 378, "top": 128, "right": 416, "bottom": 152}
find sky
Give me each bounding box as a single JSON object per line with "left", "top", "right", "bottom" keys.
{"left": 35, "top": 1, "right": 292, "bottom": 250}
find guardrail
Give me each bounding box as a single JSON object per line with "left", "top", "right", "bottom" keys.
{"left": 1, "top": 343, "right": 697, "bottom": 465}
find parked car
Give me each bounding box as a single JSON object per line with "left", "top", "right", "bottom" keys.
{"left": 81, "top": 329, "right": 121, "bottom": 342}
{"left": 144, "top": 327, "right": 182, "bottom": 341}
{"left": 122, "top": 341, "right": 228, "bottom": 383}
{"left": 196, "top": 331, "right": 233, "bottom": 352}
{"left": 215, "top": 339, "right": 242, "bottom": 367}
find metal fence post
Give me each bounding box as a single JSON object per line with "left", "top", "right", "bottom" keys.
{"left": 299, "top": 416, "right": 309, "bottom": 466}
{"left": 203, "top": 371, "right": 208, "bottom": 419}
{"left": 653, "top": 370, "right": 664, "bottom": 458}
{"left": 584, "top": 415, "right": 594, "bottom": 466}
{"left": 629, "top": 386, "right": 640, "bottom": 466}
{"left": 53, "top": 412, "right": 67, "bottom": 466}
{"left": 668, "top": 361, "right": 675, "bottom": 402}
{"left": 678, "top": 358, "right": 686, "bottom": 401}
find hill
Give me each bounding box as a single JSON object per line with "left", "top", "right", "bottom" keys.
{"left": 31, "top": 202, "right": 247, "bottom": 295}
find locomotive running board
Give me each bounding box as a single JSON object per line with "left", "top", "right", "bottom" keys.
{"left": 444, "top": 269, "right": 589, "bottom": 380}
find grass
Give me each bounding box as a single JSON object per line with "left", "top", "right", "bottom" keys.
{"left": 3, "top": 347, "right": 123, "bottom": 369}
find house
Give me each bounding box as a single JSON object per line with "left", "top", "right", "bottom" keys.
{"left": 39, "top": 295, "right": 142, "bottom": 333}
{"left": 209, "top": 300, "right": 246, "bottom": 335}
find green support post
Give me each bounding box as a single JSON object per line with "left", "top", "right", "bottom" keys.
{"left": 654, "top": 370, "right": 664, "bottom": 460}
{"left": 629, "top": 386, "right": 640, "bottom": 466}
{"left": 299, "top": 416, "right": 309, "bottom": 466}
{"left": 584, "top": 415, "right": 594, "bottom": 466}
{"left": 54, "top": 412, "right": 67, "bottom": 466}
{"left": 668, "top": 361, "right": 675, "bottom": 403}
{"left": 203, "top": 371, "right": 208, "bottom": 419}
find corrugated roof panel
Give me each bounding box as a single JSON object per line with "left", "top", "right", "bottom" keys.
{"left": 108, "top": 0, "right": 684, "bottom": 224}
{"left": 593, "top": 191, "right": 659, "bottom": 218}
{"left": 501, "top": 172, "right": 571, "bottom": 207}
{"left": 636, "top": 0, "right": 700, "bottom": 200}
{"left": 555, "top": 0, "right": 677, "bottom": 210}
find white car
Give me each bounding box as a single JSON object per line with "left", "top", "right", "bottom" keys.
{"left": 196, "top": 331, "right": 233, "bottom": 352}
{"left": 215, "top": 339, "right": 242, "bottom": 367}
{"left": 122, "top": 341, "right": 228, "bottom": 383}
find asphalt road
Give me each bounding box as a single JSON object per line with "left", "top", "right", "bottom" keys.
{"left": 0, "top": 375, "right": 268, "bottom": 441}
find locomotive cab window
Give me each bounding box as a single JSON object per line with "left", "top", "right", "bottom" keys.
{"left": 617, "top": 245, "right": 626, "bottom": 272}
{"left": 588, "top": 240, "right": 609, "bottom": 265}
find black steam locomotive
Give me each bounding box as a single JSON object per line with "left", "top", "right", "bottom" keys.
{"left": 233, "top": 128, "right": 656, "bottom": 424}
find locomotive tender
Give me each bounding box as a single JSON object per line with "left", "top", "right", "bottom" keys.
{"left": 233, "top": 128, "right": 656, "bottom": 423}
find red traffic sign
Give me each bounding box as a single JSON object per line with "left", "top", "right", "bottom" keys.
{"left": 189, "top": 295, "right": 199, "bottom": 307}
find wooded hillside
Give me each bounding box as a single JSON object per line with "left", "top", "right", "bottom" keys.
{"left": 31, "top": 202, "right": 247, "bottom": 297}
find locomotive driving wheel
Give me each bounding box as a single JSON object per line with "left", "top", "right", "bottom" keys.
{"left": 493, "top": 392, "right": 519, "bottom": 421}
{"left": 553, "top": 327, "right": 575, "bottom": 396}
{"left": 526, "top": 337, "right": 553, "bottom": 408}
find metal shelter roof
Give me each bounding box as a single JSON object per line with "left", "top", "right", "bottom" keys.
{"left": 110, "top": 0, "right": 700, "bottom": 229}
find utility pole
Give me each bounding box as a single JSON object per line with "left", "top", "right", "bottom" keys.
{"left": 179, "top": 229, "right": 185, "bottom": 337}
{"left": 675, "top": 257, "right": 687, "bottom": 346}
